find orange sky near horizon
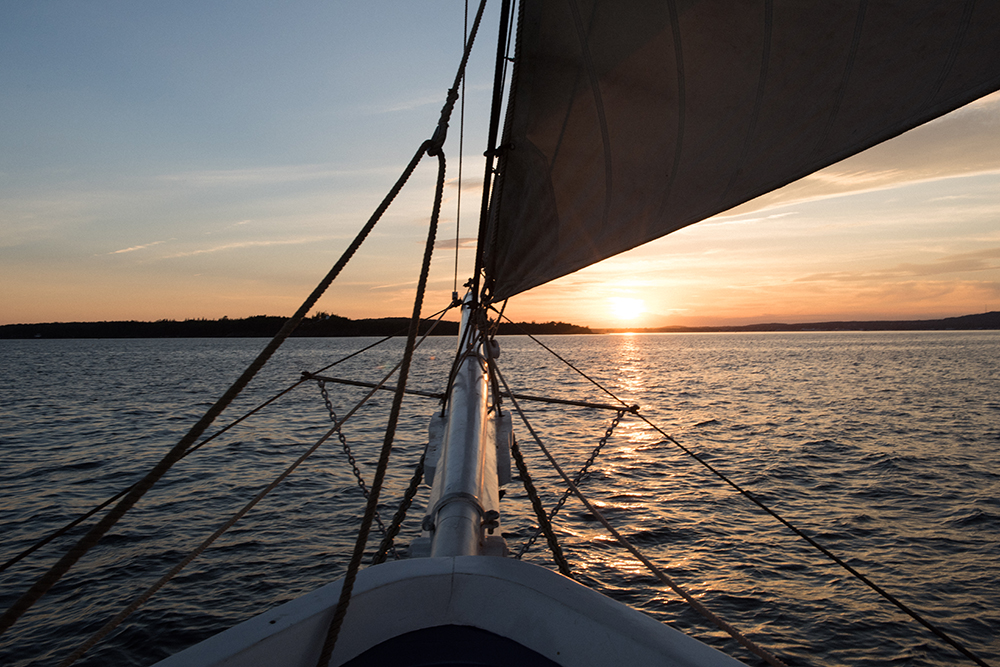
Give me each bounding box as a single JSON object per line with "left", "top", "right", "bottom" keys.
{"left": 2, "top": 5, "right": 998, "bottom": 330}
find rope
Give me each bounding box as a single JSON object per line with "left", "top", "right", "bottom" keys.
{"left": 493, "top": 312, "right": 631, "bottom": 410}
{"left": 308, "top": 376, "right": 443, "bottom": 399}
{"left": 318, "top": 380, "right": 396, "bottom": 556}
{"left": 0, "top": 315, "right": 437, "bottom": 577}
{"left": 0, "top": 139, "right": 432, "bottom": 640}
{"left": 315, "top": 146, "right": 451, "bottom": 667}
{"left": 494, "top": 366, "right": 789, "bottom": 667}
{"left": 56, "top": 342, "right": 426, "bottom": 666}
{"left": 496, "top": 311, "right": 991, "bottom": 667}
{"left": 516, "top": 408, "right": 627, "bottom": 559}
{"left": 501, "top": 392, "right": 634, "bottom": 412}
{"left": 639, "top": 422, "right": 994, "bottom": 667}
{"left": 473, "top": 0, "right": 513, "bottom": 299}
{"left": 372, "top": 452, "right": 426, "bottom": 565}
{"left": 453, "top": 0, "right": 468, "bottom": 296}
{"left": 487, "top": 298, "right": 508, "bottom": 338}
{"left": 509, "top": 437, "right": 572, "bottom": 577}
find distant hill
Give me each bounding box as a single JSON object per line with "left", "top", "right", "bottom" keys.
{"left": 596, "top": 311, "right": 1000, "bottom": 333}
{"left": 3, "top": 312, "right": 998, "bottom": 339}
{"left": 0, "top": 314, "right": 592, "bottom": 339}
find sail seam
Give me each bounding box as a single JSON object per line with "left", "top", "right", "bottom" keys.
{"left": 923, "top": 0, "right": 977, "bottom": 107}
{"left": 720, "top": 0, "right": 773, "bottom": 202}
{"left": 817, "top": 0, "right": 868, "bottom": 152}
{"left": 660, "top": 0, "right": 686, "bottom": 213}
{"left": 567, "top": 0, "right": 613, "bottom": 235}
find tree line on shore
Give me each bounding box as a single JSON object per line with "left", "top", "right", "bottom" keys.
{"left": 0, "top": 313, "right": 593, "bottom": 339}
{"left": 2, "top": 311, "right": 998, "bottom": 339}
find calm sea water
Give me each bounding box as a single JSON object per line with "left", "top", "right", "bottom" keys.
{"left": 1, "top": 332, "right": 998, "bottom": 666}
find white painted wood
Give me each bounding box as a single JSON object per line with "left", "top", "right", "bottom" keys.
{"left": 153, "top": 556, "right": 747, "bottom": 667}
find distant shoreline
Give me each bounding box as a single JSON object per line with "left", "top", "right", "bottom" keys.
{"left": 1, "top": 311, "right": 998, "bottom": 339}
{"left": 596, "top": 310, "right": 1000, "bottom": 334}
{"left": 0, "top": 315, "right": 591, "bottom": 339}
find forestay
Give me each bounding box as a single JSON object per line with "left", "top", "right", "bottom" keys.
{"left": 484, "top": 0, "right": 1000, "bottom": 299}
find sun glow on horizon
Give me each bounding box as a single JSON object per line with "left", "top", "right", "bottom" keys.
{"left": 609, "top": 297, "right": 646, "bottom": 321}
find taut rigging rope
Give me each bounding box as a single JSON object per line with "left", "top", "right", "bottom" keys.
{"left": 372, "top": 451, "right": 426, "bottom": 565}
{"left": 515, "top": 407, "right": 629, "bottom": 559}
{"left": 0, "top": 137, "right": 433, "bottom": 641}
{"left": 496, "top": 311, "right": 991, "bottom": 667}
{"left": 453, "top": 0, "right": 468, "bottom": 297}
{"left": 58, "top": 324, "right": 445, "bottom": 666}
{"left": 493, "top": 364, "right": 789, "bottom": 667}
{"left": 508, "top": 436, "right": 572, "bottom": 577}
{"left": 0, "top": 311, "right": 451, "bottom": 577}
{"left": 315, "top": 148, "right": 448, "bottom": 667}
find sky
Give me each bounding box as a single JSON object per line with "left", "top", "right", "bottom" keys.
{"left": 2, "top": 1, "right": 999, "bottom": 329}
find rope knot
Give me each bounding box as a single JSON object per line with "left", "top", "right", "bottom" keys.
{"left": 427, "top": 87, "right": 461, "bottom": 156}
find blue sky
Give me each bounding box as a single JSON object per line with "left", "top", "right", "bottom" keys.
{"left": 2, "top": 1, "right": 999, "bottom": 327}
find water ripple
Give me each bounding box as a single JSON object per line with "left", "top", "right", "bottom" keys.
{"left": 1, "top": 333, "right": 998, "bottom": 666}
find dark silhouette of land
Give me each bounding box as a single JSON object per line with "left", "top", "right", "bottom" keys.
{"left": 1, "top": 311, "right": 998, "bottom": 339}
{"left": 595, "top": 311, "right": 1000, "bottom": 333}
{"left": 0, "top": 313, "right": 591, "bottom": 339}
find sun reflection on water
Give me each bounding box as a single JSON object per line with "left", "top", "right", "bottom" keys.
{"left": 3, "top": 333, "right": 998, "bottom": 667}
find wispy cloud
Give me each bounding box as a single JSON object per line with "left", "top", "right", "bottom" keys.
{"left": 371, "top": 280, "right": 417, "bottom": 290}
{"left": 363, "top": 94, "right": 442, "bottom": 114}
{"left": 796, "top": 247, "right": 1000, "bottom": 283}
{"left": 705, "top": 211, "right": 798, "bottom": 226}
{"left": 109, "top": 240, "right": 167, "bottom": 254}
{"left": 894, "top": 247, "right": 1000, "bottom": 276}
{"left": 159, "top": 164, "right": 392, "bottom": 187}
{"left": 163, "top": 236, "right": 335, "bottom": 258}
{"left": 363, "top": 83, "right": 493, "bottom": 115}
{"left": 445, "top": 177, "right": 487, "bottom": 193}
{"left": 434, "top": 237, "right": 478, "bottom": 250}
{"left": 805, "top": 169, "right": 905, "bottom": 186}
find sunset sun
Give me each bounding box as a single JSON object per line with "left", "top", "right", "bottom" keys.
{"left": 610, "top": 297, "right": 645, "bottom": 321}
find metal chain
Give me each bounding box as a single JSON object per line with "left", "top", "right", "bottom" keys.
{"left": 510, "top": 438, "right": 572, "bottom": 576}
{"left": 317, "top": 380, "right": 396, "bottom": 558}
{"left": 516, "top": 407, "right": 628, "bottom": 558}
{"left": 371, "top": 452, "right": 426, "bottom": 565}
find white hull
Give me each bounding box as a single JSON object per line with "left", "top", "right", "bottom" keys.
{"left": 155, "top": 555, "right": 746, "bottom": 666}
